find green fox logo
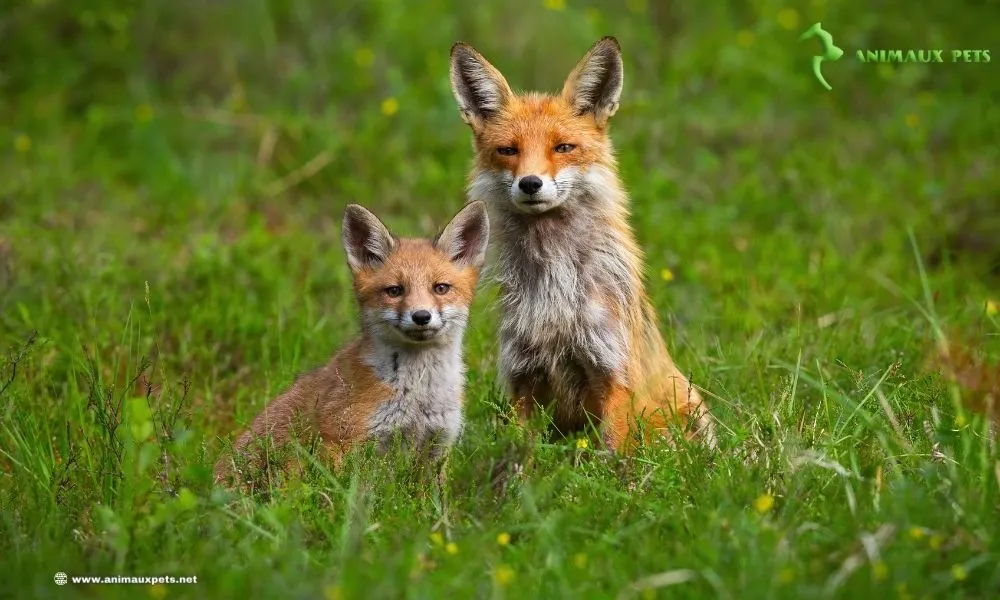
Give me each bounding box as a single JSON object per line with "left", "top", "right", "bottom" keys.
{"left": 800, "top": 22, "right": 844, "bottom": 91}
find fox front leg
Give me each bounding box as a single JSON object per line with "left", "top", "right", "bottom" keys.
{"left": 587, "top": 380, "right": 636, "bottom": 454}
{"left": 509, "top": 372, "right": 551, "bottom": 426}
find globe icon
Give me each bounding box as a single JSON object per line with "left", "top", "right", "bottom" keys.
{"left": 54, "top": 572, "right": 68, "bottom": 586}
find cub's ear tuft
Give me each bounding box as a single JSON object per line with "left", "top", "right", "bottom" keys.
{"left": 449, "top": 42, "right": 514, "bottom": 129}
{"left": 561, "top": 36, "right": 624, "bottom": 126}
{"left": 434, "top": 200, "right": 490, "bottom": 269}
{"left": 342, "top": 204, "right": 397, "bottom": 272}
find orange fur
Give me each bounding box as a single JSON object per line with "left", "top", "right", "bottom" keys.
{"left": 933, "top": 335, "right": 999, "bottom": 425}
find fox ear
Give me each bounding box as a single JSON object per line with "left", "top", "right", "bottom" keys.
{"left": 450, "top": 42, "right": 513, "bottom": 129}
{"left": 435, "top": 201, "right": 490, "bottom": 269}
{"left": 342, "top": 204, "right": 397, "bottom": 271}
{"left": 561, "top": 36, "right": 623, "bottom": 126}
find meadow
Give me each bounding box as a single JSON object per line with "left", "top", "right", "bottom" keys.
{"left": 2, "top": 0, "right": 999, "bottom": 598}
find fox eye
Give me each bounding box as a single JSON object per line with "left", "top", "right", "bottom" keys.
{"left": 433, "top": 283, "right": 451, "bottom": 295}
{"left": 497, "top": 146, "right": 519, "bottom": 156}
{"left": 384, "top": 285, "right": 404, "bottom": 298}
{"left": 554, "top": 143, "right": 576, "bottom": 153}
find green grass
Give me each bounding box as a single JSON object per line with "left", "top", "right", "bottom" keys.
{"left": 2, "top": 0, "right": 1000, "bottom": 598}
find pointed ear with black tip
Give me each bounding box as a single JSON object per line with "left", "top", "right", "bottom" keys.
{"left": 449, "top": 42, "right": 514, "bottom": 130}
{"left": 561, "top": 36, "right": 624, "bottom": 126}
{"left": 342, "top": 204, "right": 397, "bottom": 272}
{"left": 434, "top": 201, "right": 490, "bottom": 269}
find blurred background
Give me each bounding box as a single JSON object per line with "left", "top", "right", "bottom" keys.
{"left": 4, "top": 0, "right": 998, "bottom": 220}
{"left": 1, "top": 0, "right": 999, "bottom": 425}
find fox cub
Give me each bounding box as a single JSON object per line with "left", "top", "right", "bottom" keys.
{"left": 214, "top": 202, "right": 490, "bottom": 486}
{"left": 449, "top": 37, "right": 716, "bottom": 452}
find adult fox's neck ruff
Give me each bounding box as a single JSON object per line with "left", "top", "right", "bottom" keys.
{"left": 449, "top": 37, "right": 716, "bottom": 451}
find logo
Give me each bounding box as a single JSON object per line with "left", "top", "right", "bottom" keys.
{"left": 799, "top": 22, "right": 843, "bottom": 91}
{"left": 798, "top": 22, "right": 991, "bottom": 90}
{"left": 54, "top": 572, "right": 68, "bottom": 586}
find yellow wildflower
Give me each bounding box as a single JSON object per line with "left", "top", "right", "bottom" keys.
{"left": 660, "top": 268, "right": 675, "bottom": 282}
{"left": 497, "top": 532, "right": 511, "bottom": 546}
{"left": 985, "top": 299, "right": 998, "bottom": 317}
{"left": 149, "top": 585, "right": 167, "bottom": 599}
{"left": 753, "top": 493, "right": 775, "bottom": 514}
{"left": 543, "top": 0, "right": 565, "bottom": 10}
{"left": 445, "top": 542, "right": 459, "bottom": 555}
{"left": 576, "top": 438, "right": 589, "bottom": 450}
{"left": 951, "top": 564, "right": 967, "bottom": 581}
{"left": 429, "top": 532, "right": 444, "bottom": 546}
{"left": 493, "top": 564, "right": 515, "bottom": 587}
{"left": 873, "top": 560, "right": 889, "bottom": 581}
{"left": 381, "top": 98, "right": 399, "bottom": 117}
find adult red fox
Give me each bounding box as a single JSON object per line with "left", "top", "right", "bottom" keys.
{"left": 449, "top": 37, "right": 716, "bottom": 452}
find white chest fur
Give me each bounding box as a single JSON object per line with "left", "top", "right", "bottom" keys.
{"left": 475, "top": 165, "right": 635, "bottom": 384}
{"left": 363, "top": 340, "right": 466, "bottom": 457}
{"left": 491, "top": 226, "right": 631, "bottom": 383}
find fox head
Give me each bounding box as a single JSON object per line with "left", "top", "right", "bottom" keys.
{"left": 449, "top": 37, "right": 623, "bottom": 216}
{"left": 342, "top": 202, "right": 490, "bottom": 346}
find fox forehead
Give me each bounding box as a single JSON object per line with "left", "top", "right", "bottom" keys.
{"left": 472, "top": 95, "right": 609, "bottom": 179}
{"left": 352, "top": 239, "right": 478, "bottom": 297}
{"left": 475, "top": 93, "right": 603, "bottom": 147}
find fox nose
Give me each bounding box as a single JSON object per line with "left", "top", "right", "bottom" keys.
{"left": 518, "top": 175, "right": 543, "bottom": 195}
{"left": 411, "top": 310, "right": 432, "bottom": 326}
